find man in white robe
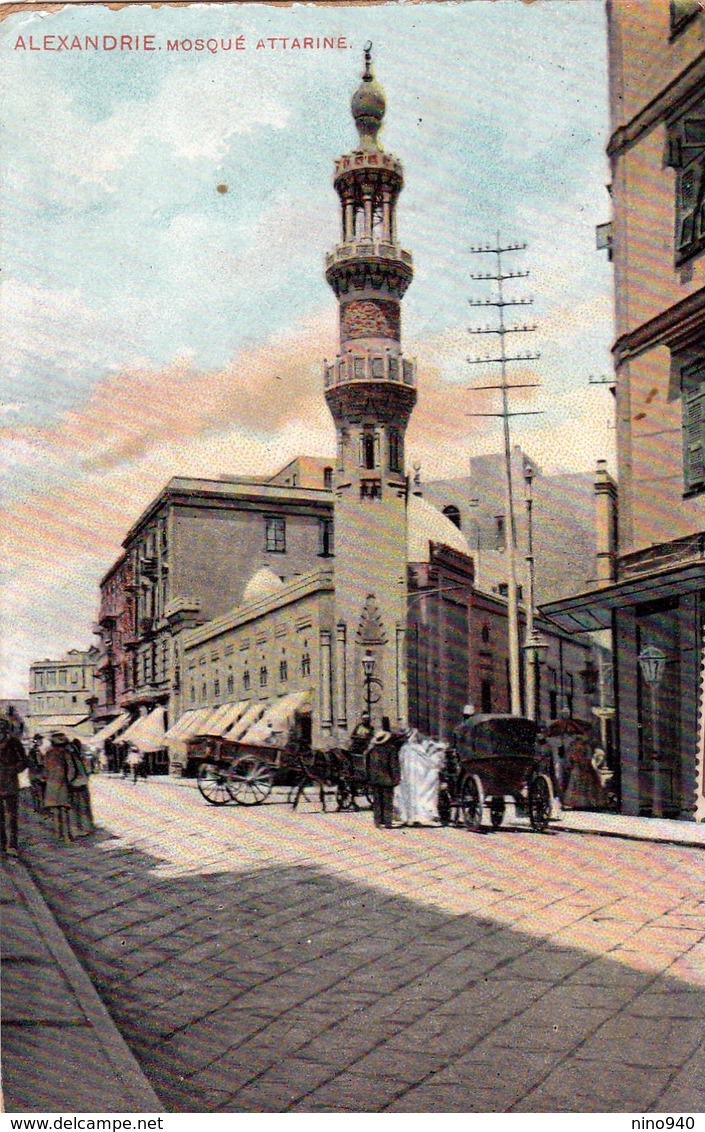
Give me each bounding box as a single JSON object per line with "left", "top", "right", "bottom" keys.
{"left": 395, "top": 731, "right": 447, "bottom": 826}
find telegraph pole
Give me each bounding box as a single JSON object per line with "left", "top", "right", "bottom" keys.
{"left": 466, "top": 237, "right": 542, "bottom": 716}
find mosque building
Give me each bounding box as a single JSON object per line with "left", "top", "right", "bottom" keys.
{"left": 90, "top": 49, "right": 597, "bottom": 773}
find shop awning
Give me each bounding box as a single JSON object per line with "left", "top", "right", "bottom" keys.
{"left": 224, "top": 701, "right": 268, "bottom": 742}
{"left": 120, "top": 707, "right": 167, "bottom": 753}
{"left": 86, "top": 711, "right": 132, "bottom": 746}
{"left": 239, "top": 690, "right": 311, "bottom": 745}
{"left": 164, "top": 706, "right": 214, "bottom": 743}
{"left": 202, "top": 701, "right": 250, "bottom": 737}
{"left": 541, "top": 561, "right": 705, "bottom": 634}
{"left": 30, "top": 715, "right": 94, "bottom": 738}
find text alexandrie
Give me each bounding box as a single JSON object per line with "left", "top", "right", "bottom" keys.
{"left": 12, "top": 35, "right": 352, "bottom": 53}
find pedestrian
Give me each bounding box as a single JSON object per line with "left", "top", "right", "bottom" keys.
{"left": 0, "top": 714, "right": 28, "bottom": 857}
{"left": 395, "top": 729, "right": 446, "bottom": 826}
{"left": 27, "top": 733, "right": 46, "bottom": 813}
{"left": 452, "top": 703, "right": 476, "bottom": 749}
{"left": 125, "top": 745, "right": 145, "bottom": 784}
{"left": 42, "top": 732, "right": 74, "bottom": 844}
{"left": 349, "top": 710, "right": 374, "bottom": 754}
{"left": 563, "top": 735, "right": 607, "bottom": 810}
{"left": 67, "top": 739, "right": 94, "bottom": 836}
{"left": 367, "top": 727, "right": 402, "bottom": 829}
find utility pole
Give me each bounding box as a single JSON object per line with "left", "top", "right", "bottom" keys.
{"left": 466, "top": 237, "right": 542, "bottom": 716}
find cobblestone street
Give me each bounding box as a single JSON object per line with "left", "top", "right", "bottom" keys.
{"left": 18, "top": 777, "right": 705, "bottom": 1113}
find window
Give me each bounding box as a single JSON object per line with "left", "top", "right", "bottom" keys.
{"left": 319, "top": 518, "right": 334, "bottom": 557}
{"left": 361, "top": 430, "right": 377, "bottom": 469}
{"left": 323, "top": 466, "right": 333, "bottom": 489}
{"left": 481, "top": 679, "right": 493, "bottom": 714}
{"left": 201, "top": 682, "right": 207, "bottom": 702}
{"left": 481, "top": 623, "right": 490, "bottom": 643}
{"left": 668, "top": 99, "right": 705, "bottom": 264}
{"left": 302, "top": 652, "right": 311, "bottom": 677}
{"left": 227, "top": 672, "right": 234, "bottom": 695}
{"left": 259, "top": 665, "right": 268, "bottom": 687}
{"left": 214, "top": 677, "right": 220, "bottom": 698}
{"left": 495, "top": 515, "right": 506, "bottom": 551}
{"left": 388, "top": 429, "right": 403, "bottom": 473}
{"left": 279, "top": 659, "right": 288, "bottom": 682}
{"left": 442, "top": 505, "right": 462, "bottom": 530}
{"left": 360, "top": 479, "right": 382, "bottom": 500}
{"left": 265, "top": 516, "right": 286, "bottom": 553}
{"left": 681, "top": 356, "right": 705, "bottom": 494}
{"left": 243, "top": 669, "right": 251, "bottom": 691}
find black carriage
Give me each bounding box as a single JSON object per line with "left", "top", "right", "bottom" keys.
{"left": 439, "top": 714, "right": 554, "bottom": 833}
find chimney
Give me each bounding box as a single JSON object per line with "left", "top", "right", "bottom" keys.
{"left": 594, "top": 459, "right": 618, "bottom": 586}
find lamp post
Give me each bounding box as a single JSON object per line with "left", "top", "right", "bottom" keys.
{"left": 637, "top": 645, "right": 667, "bottom": 818}
{"left": 361, "top": 650, "right": 376, "bottom": 722}
{"left": 522, "top": 464, "right": 549, "bottom": 719}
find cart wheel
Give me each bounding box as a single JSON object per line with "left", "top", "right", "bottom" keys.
{"left": 197, "top": 762, "right": 233, "bottom": 806}
{"left": 227, "top": 757, "right": 274, "bottom": 806}
{"left": 437, "top": 787, "right": 453, "bottom": 827}
{"left": 528, "top": 773, "right": 553, "bottom": 832}
{"left": 489, "top": 797, "right": 505, "bottom": 830}
{"left": 460, "top": 774, "right": 484, "bottom": 831}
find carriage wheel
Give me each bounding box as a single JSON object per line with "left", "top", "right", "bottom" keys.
{"left": 528, "top": 773, "right": 553, "bottom": 832}
{"left": 489, "top": 797, "right": 505, "bottom": 830}
{"left": 227, "top": 757, "right": 274, "bottom": 806}
{"left": 460, "top": 774, "right": 484, "bottom": 831}
{"left": 197, "top": 762, "right": 233, "bottom": 806}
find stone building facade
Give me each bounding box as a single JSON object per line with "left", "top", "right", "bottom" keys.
{"left": 545, "top": 2, "right": 705, "bottom": 820}
{"left": 28, "top": 647, "right": 99, "bottom": 736}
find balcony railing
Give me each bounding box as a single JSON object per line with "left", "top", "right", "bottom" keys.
{"left": 324, "top": 353, "right": 416, "bottom": 390}
{"left": 325, "top": 241, "right": 413, "bottom": 271}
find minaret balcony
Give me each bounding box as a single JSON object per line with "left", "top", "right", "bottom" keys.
{"left": 326, "top": 240, "right": 412, "bottom": 272}
{"left": 324, "top": 352, "right": 416, "bottom": 390}
{"left": 334, "top": 150, "right": 404, "bottom": 182}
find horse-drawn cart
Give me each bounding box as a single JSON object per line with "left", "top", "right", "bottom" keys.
{"left": 190, "top": 735, "right": 371, "bottom": 810}
{"left": 439, "top": 714, "right": 554, "bottom": 833}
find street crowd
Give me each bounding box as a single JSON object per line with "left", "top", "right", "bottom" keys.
{"left": 0, "top": 712, "right": 95, "bottom": 856}
{"left": 0, "top": 702, "right": 615, "bottom": 858}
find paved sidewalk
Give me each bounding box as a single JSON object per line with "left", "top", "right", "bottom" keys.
{"left": 1, "top": 851, "right": 164, "bottom": 1113}
{"left": 156, "top": 774, "right": 705, "bottom": 849}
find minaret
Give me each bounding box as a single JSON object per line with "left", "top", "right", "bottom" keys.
{"left": 324, "top": 44, "right": 416, "bottom": 735}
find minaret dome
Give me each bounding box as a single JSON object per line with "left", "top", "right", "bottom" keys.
{"left": 351, "top": 42, "right": 386, "bottom": 151}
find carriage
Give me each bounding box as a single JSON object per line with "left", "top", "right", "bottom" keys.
{"left": 191, "top": 734, "right": 372, "bottom": 810}
{"left": 438, "top": 714, "right": 554, "bottom": 833}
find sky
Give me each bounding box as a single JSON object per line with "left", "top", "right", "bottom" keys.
{"left": 0, "top": 0, "right": 615, "bottom": 697}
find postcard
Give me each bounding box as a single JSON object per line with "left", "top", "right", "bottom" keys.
{"left": 1, "top": 0, "right": 703, "bottom": 1120}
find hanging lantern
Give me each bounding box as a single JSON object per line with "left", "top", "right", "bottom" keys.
{"left": 637, "top": 646, "right": 667, "bottom": 687}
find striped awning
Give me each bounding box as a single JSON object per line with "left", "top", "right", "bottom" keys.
{"left": 87, "top": 711, "right": 132, "bottom": 746}
{"left": 224, "top": 701, "right": 268, "bottom": 742}
{"left": 120, "top": 707, "right": 167, "bottom": 753}
{"left": 239, "top": 690, "right": 311, "bottom": 745}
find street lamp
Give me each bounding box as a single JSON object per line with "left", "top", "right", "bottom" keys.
{"left": 361, "top": 650, "right": 376, "bottom": 721}
{"left": 637, "top": 645, "right": 667, "bottom": 817}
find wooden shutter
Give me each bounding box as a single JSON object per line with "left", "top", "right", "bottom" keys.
{"left": 682, "top": 360, "right": 705, "bottom": 492}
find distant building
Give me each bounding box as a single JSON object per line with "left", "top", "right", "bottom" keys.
{"left": 544, "top": 3, "right": 705, "bottom": 820}
{"left": 424, "top": 448, "right": 598, "bottom": 604}
{"left": 27, "top": 648, "right": 99, "bottom": 737}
